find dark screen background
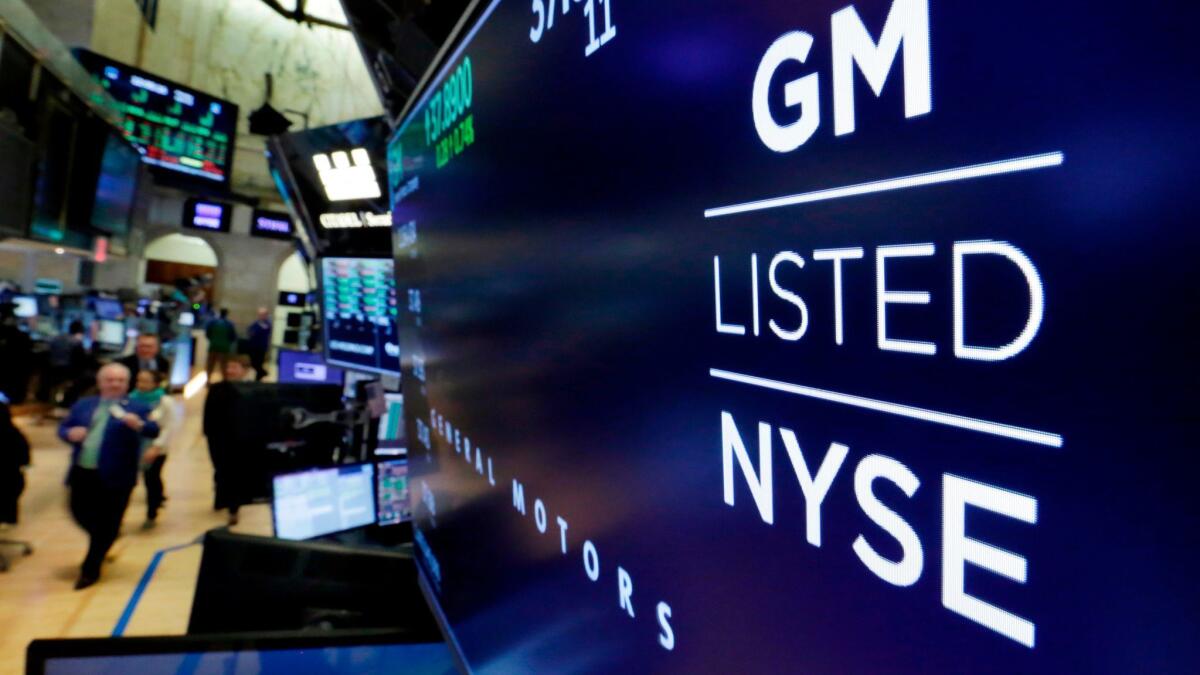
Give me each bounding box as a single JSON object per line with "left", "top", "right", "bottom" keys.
{"left": 392, "top": 1, "right": 1200, "bottom": 672}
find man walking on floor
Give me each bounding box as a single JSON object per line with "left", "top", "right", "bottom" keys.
{"left": 58, "top": 363, "right": 159, "bottom": 590}
{"left": 245, "top": 307, "right": 272, "bottom": 382}
{"left": 204, "top": 308, "right": 238, "bottom": 382}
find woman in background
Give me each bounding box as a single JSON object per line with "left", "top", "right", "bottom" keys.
{"left": 130, "top": 370, "right": 177, "bottom": 528}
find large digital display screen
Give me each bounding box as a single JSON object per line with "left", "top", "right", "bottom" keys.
{"left": 320, "top": 257, "right": 400, "bottom": 375}
{"left": 390, "top": 1, "right": 1199, "bottom": 673}
{"left": 74, "top": 49, "right": 238, "bottom": 187}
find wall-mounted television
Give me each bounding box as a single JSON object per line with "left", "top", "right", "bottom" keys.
{"left": 182, "top": 198, "right": 231, "bottom": 233}
{"left": 251, "top": 208, "right": 294, "bottom": 240}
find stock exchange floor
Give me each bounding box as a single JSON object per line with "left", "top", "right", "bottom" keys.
{"left": 0, "top": 392, "right": 274, "bottom": 675}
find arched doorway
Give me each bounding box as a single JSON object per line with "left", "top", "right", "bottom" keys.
{"left": 143, "top": 233, "right": 220, "bottom": 307}
{"left": 273, "top": 251, "right": 313, "bottom": 348}
{"left": 142, "top": 233, "right": 222, "bottom": 387}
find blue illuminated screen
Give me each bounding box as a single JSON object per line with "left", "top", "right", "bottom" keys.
{"left": 389, "top": 1, "right": 1199, "bottom": 673}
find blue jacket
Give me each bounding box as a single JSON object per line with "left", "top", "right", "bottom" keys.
{"left": 58, "top": 396, "right": 160, "bottom": 489}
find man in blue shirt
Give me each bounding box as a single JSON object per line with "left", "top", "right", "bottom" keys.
{"left": 58, "top": 363, "right": 160, "bottom": 589}
{"left": 245, "top": 307, "right": 272, "bottom": 382}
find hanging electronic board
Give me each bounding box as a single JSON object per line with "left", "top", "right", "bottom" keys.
{"left": 391, "top": 1, "right": 1200, "bottom": 673}
{"left": 74, "top": 49, "right": 238, "bottom": 189}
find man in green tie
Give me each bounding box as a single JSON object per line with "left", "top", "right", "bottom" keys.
{"left": 58, "top": 363, "right": 160, "bottom": 589}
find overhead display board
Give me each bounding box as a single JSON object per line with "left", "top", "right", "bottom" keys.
{"left": 267, "top": 117, "right": 392, "bottom": 258}
{"left": 391, "top": 1, "right": 1199, "bottom": 673}
{"left": 74, "top": 49, "right": 238, "bottom": 188}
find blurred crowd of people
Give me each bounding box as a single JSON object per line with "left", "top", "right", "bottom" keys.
{"left": 0, "top": 299, "right": 275, "bottom": 589}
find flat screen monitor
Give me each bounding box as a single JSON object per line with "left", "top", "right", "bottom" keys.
{"left": 277, "top": 348, "right": 345, "bottom": 386}
{"left": 376, "top": 459, "right": 410, "bottom": 526}
{"left": 26, "top": 631, "right": 456, "bottom": 675}
{"left": 376, "top": 392, "right": 405, "bottom": 455}
{"left": 90, "top": 132, "right": 139, "bottom": 235}
{"left": 251, "top": 208, "right": 294, "bottom": 239}
{"left": 183, "top": 198, "right": 231, "bottom": 233}
{"left": 94, "top": 319, "right": 125, "bottom": 348}
{"left": 387, "top": 0, "right": 1200, "bottom": 672}
{"left": 73, "top": 48, "right": 238, "bottom": 188}
{"left": 89, "top": 297, "right": 123, "bottom": 320}
{"left": 286, "top": 312, "right": 304, "bottom": 327}
{"left": 278, "top": 290, "right": 306, "bottom": 307}
{"left": 320, "top": 257, "right": 400, "bottom": 376}
{"left": 11, "top": 295, "right": 37, "bottom": 318}
{"left": 272, "top": 463, "right": 376, "bottom": 541}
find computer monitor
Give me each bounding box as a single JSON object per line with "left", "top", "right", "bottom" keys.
{"left": 94, "top": 319, "right": 125, "bottom": 348}
{"left": 187, "top": 529, "right": 441, "bottom": 637}
{"left": 319, "top": 257, "right": 400, "bottom": 376}
{"left": 27, "top": 630, "right": 457, "bottom": 675}
{"left": 89, "top": 297, "right": 123, "bottom": 320}
{"left": 279, "top": 290, "right": 306, "bottom": 307}
{"left": 272, "top": 463, "right": 376, "bottom": 541}
{"left": 11, "top": 294, "right": 37, "bottom": 318}
{"left": 376, "top": 459, "right": 410, "bottom": 526}
{"left": 277, "top": 348, "right": 345, "bottom": 385}
{"left": 376, "top": 392, "right": 405, "bottom": 456}
{"left": 286, "top": 312, "right": 303, "bottom": 328}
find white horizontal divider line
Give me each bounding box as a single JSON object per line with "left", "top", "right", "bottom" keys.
{"left": 704, "top": 151, "right": 1064, "bottom": 219}
{"left": 709, "top": 368, "right": 1063, "bottom": 448}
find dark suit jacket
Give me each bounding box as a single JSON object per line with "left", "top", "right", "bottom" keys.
{"left": 116, "top": 354, "right": 171, "bottom": 392}
{"left": 58, "top": 396, "right": 160, "bottom": 489}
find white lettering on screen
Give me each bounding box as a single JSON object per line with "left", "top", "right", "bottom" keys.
{"left": 753, "top": 0, "right": 932, "bottom": 152}
{"left": 720, "top": 413, "right": 1040, "bottom": 646}
{"left": 256, "top": 217, "right": 291, "bottom": 234}
{"left": 876, "top": 243, "right": 936, "bottom": 356}
{"left": 130, "top": 74, "right": 169, "bottom": 96}
{"left": 943, "top": 474, "right": 1037, "bottom": 647}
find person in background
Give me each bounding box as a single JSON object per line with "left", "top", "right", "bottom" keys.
{"left": 0, "top": 391, "right": 31, "bottom": 527}
{"left": 204, "top": 308, "right": 238, "bottom": 382}
{"left": 130, "top": 370, "right": 177, "bottom": 529}
{"left": 117, "top": 334, "right": 171, "bottom": 394}
{"left": 245, "top": 307, "right": 272, "bottom": 382}
{"left": 44, "top": 321, "right": 90, "bottom": 407}
{"left": 58, "top": 363, "right": 159, "bottom": 589}
{"left": 0, "top": 303, "right": 32, "bottom": 404}
{"left": 203, "top": 356, "right": 252, "bottom": 525}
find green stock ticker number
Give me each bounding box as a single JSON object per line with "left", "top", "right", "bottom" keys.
{"left": 424, "top": 57, "right": 476, "bottom": 170}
